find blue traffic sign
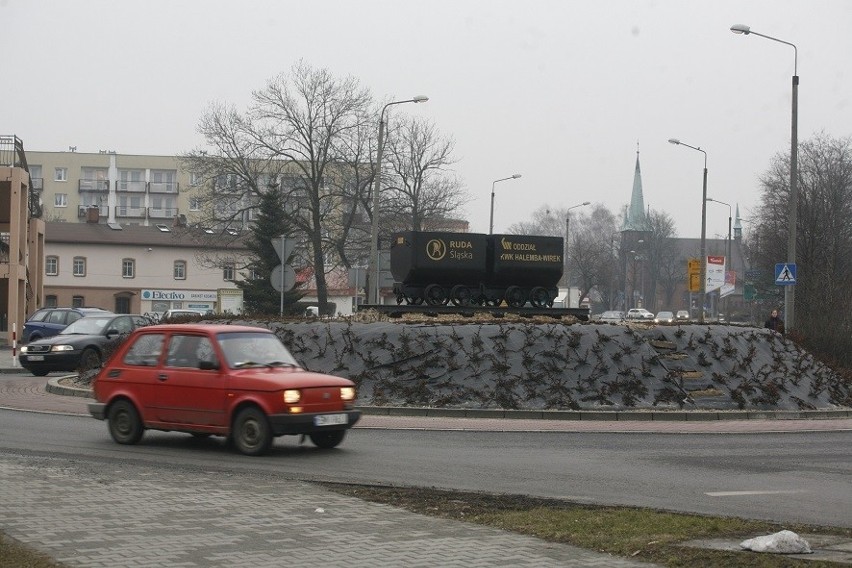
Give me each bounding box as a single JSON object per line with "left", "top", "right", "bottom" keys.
{"left": 775, "top": 263, "right": 797, "bottom": 285}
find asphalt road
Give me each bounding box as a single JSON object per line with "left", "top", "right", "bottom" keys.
{"left": 2, "top": 408, "right": 850, "bottom": 528}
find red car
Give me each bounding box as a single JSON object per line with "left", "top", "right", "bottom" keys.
{"left": 88, "top": 324, "right": 360, "bottom": 456}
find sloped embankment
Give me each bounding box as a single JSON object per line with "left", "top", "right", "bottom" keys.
{"left": 260, "top": 320, "right": 851, "bottom": 411}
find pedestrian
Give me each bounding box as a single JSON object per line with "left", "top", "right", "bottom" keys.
{"left": 764, "top": 308, "right": 785, "bottom": 335}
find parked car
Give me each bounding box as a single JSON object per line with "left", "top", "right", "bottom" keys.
{"left": 597, "top": 310, "right": 625, "bottom": 323}
{"left": 654, "top": 310, "right": 675, "bottom": 324}
{"left": 87, "top": 324, "right": 361, "bottom": 456}
{"left": 19, "top": 314, "right": 149, "bottom": 376}
{"left": 22, "top": 307, "right": 112, "bottom": 343}
{"left": 160, "top": 309, "right": 206, "bottom": 323}
{"left": 625, "top": 308, "right": 655, "bottom": 321}
{"left": 676, "top": 310, "right": 690, "bottom": 321}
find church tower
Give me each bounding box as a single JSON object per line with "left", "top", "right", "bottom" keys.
{"left": 618, "top": 149, "right": 652, "bottom": 310}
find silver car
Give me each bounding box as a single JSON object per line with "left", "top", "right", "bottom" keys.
{"left": 597, "top": 310, "right": 624, "bottom": 323}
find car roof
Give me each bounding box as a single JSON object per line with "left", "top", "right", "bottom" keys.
{"left": 136, "top": 324, "right": 272, "bottom": 334}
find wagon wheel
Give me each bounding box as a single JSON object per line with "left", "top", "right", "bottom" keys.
{"left": 505, "top": 286, "right": 527, "bottom": 308}
{"left": 484, "top": 296, "right": 503, "bottom": 307}
{"left": 450, "top": 285, "right": 472, "bottom": 306}
{"left": 424, "top": 284, "right": 448, "bottom": 306}
{"left": 529, "top": 286, "right": 550, "bottom": 308}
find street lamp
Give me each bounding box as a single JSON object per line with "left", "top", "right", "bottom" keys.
{"left": 730, "top": 23, "right": 798, "bottom": 331}
{"left": 368, "top": 95, "right": 429, "bottom": 305}
{"left": 488, "top": 174, "right": 522, "bottom": 235}
{"left": 706, "top": 197, "right": 732, "bottom": 322}
{"left": 564, "top": 201, "right": 591, "bottom": 307}
{"left": 668, "top": 138, "right": 708, "bottom": 324}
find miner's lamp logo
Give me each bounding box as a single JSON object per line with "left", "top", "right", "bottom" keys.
{"left": 426, "top": 239, "right": 447, "bottom": 261}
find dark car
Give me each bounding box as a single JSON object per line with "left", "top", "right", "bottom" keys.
{"left": 22, "top": 307, "right": 112, "bottom": 343}
{"left": 19, "top": 314, "right": 149, "bottom": 376}
{"left": 87, "top": 324, "right": 361, "bottom": 456}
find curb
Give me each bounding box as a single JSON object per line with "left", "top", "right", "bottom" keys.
{"left": 44, "top": 378, "right": 852, "bottom": 421}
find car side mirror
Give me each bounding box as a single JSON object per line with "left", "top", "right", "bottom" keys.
{"left": 199, "top": 360, "right": 219, "bottom": 371}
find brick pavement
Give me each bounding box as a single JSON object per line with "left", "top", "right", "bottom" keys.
{"left": 0, "top": 454, "right": 654, "bottom": 567}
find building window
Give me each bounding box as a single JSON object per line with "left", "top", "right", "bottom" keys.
{"left": 73, "top": 257, "right": 86, "bottom": 277}
{"left": 46, "top": 256, "right": 59, "bottom": 276}
{"left": 54, "top": 167, "right": 67, "bottom": 181}
{"left": 122, "top": 258, "right": 135, "bottom": 278}
{"left": 189, "top": 197, "right": 201, "bottom": 211}
{"left": 55, "top": 193, "right": 68, "bottom": 207}
{"left": 249, "top": 267, "right": 260, "bottom": 280}
{"left": 190, "top": 172, "right": 202, "bottom": 186}
{"left": 72, "top": 296, "right": 84, "bottom": 308}
{"left": 45, "top": 295, "right": 58, "bottom": 308}
{"left": 223, "top": 262, "right": 235, "bottom": 281}
{"left": 174, "top": 260, "right": 186, "bottom": 280}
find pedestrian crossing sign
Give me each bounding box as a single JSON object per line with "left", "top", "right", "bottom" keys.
{"left": 774, "top": 263, "right": 797, "bottom": 285}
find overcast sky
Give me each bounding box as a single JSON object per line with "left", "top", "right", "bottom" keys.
{"left": 4, "top": 0, "right": 850, "bottom": 238}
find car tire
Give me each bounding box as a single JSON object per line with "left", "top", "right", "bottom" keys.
{"left": 107, "top": 400, "right": 144, "bottom": 445}
{"left": 30, "top": 369, "right": 50, "bottom": 377}
{"left": 309, "top": 429, "right": 346, "bottom": 449}
{"left": 79, "top": 348, "right": 101, "bottom": 370}
{"left": 232, "top": 407, "right": 272, "bottom": 456}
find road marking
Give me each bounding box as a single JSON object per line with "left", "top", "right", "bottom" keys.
{"left": 705, "top": 490, "right": 807, "bottom": 497}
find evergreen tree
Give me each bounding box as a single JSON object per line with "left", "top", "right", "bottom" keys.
{"left": 236, "top": 185, "right": 304, "bottom": 315}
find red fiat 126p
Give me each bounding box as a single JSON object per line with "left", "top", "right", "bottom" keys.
{"left": 88, "top": 324, "right": 360, "bottom": 456}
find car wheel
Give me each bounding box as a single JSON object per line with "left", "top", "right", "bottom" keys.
{"left": 107, "top": 400, "right": 144, "bottom": 445}
{"left": 79, "top": 348, "right": 101, "bottom": 370}
{"left": 232, "top": 407, "right": 272, "bottom": 456}
{"left": 30, "top": 369, "right": 49, "bottom": 377}
{"left": 309, "top": 429, "right": 346, "bottom": 449}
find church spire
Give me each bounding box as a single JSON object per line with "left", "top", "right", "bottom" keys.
{"left": 733, "top": 203, "right": 743, "bottom": 240}
{"left": 621, "top": 149, "right": 648, "bottom": 231}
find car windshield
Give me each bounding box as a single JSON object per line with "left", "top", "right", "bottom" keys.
{"left": 658, "top": 312, "right": 673, "bottom": 317}
{"left": 60, "top": 317, "right": 113, "bottom": 335}
{"left": 217, "top": 332, "right": 299, "bottom": 369}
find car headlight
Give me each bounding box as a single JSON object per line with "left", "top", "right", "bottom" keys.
{"left": 20, "top": 345, "right": 28, "bottom": 353}
{"left": 283, "top": 389, "right": 301, "bottom": 404}
{"left": 340, "top": 387, "right": 356, "bottom": 401}
{"left": 51, "top": 345, "right": 74, "bottom": 352}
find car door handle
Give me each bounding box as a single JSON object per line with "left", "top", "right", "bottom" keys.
{"left": 157, "top": 374, "right": 168, "bottom": 381}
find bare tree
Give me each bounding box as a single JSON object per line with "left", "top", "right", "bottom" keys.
{"left": 751, "top": 132, "right": 852, "bottom": 364}
{"left": 642, "top": 209, "right": 678, "bottom": 312}
{"left": 380, "top": 116, "right": 468, "bottom": 233}
{"left": 182, "top": 63, "right": 375, "bottom": 314}
{"left": 570, "top": 206, "right": 620, "bottom": 307}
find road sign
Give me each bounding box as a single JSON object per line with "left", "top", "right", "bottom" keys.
{"left": 688, "top": 258, "right": 700, "bottom": 274}
{"left": 271, "top": 236, "right": 295, "bottom": 263}
{"left": 270, "top": 264, "right": 296, "bottom": 292}
{"left": 688, "top": 272, "right": 700, "bottom": 293}
{"left": 774, "top": 263, "right": 797, "bottom": 286}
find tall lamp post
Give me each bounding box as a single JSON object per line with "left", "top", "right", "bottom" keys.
{"left": 706, "top": 197, "right": 732, "bottom": 322}
{"left": 369, "top": 95, "right": 429, "bottom": 305}
{"left": 731, "top": 23, "right": 798, "bottom": 332}
{"left": 564, "top": 201, "right": 591, "bottom": 307}
{"left": 668, "top": 138, "right": 708, "bottom": 324}
{"left": 488, "top": 174, "right": 521, "bottom": 235}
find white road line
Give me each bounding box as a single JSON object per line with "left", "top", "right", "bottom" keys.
{"left": 705, "top": 490, "right": 808, "bottom": 497}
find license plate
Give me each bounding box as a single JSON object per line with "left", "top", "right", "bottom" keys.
{"left": 27, "top": 355, "right": 45, "bottom": 361}
{"left": 314, "top": 413, "right": 347, "bottom": 427}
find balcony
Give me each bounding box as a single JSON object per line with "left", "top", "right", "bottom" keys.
{"left": 115, "top": 205, "right": 146, "bottom": 219}
{"left": 115, "top": 180, "right": 147, "bottom": 193}
{"left": 148, "top": 207, "right": 179, "bottom": 219}
{"left": 149, "top": 181, "right": 179, "bottom": 194}
{"left": 78, "top": 179, "right": 109, "bottom": 192}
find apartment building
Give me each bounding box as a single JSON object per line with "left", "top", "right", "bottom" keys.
{"left": 26, "top": 150, "right": 199, "bottom": 226}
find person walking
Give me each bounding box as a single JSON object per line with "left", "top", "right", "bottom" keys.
{"left": 764, "top": 308, "right": 785, "bottom": 335}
